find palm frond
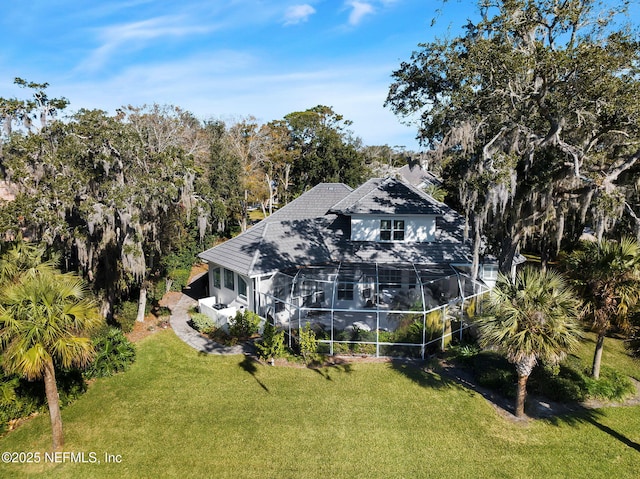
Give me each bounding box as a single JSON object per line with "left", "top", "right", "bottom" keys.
{"left": 476, "top": 265, "right": 582, "bottom": 368}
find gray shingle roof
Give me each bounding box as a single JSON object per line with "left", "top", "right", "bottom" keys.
{"left": 198, "top": 183, "right": 352, "bottom": 275}
{"left": 198, "top": 178, "right": 472, "bottom": 277}
{"left": 397, "top": 164, "right": 442, "bottom": 188}
{"left": 328, "top": 177, "right": 448, "bottom": 216}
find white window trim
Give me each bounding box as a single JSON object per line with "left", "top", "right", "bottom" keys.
{"left": 224, "top": 268, "right": 235, "bottom": 290}
{"left": 238, "top": 276, "right": 248, "bottom": 300}
{"left": 380, "top": 219, "right": 405, "bottom": 242}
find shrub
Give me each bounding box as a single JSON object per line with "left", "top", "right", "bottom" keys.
{"left": 470, "top": 352, "right": 517, "bottom": 398}
{"left": 205, "top": 327, "right": 235, "bottom": 346}
{"left": 55, "top": 369, "right": 87, "bottom": 405}
{"left": 190, "top": 312, "right": 217, "bottom": 333}
{"left": 448, "top": 343, "right": 482, "bottom": 366}
{"left": 585, "top": 368, "right": 635, "bottom": 401}
{"left": 85, "top": 328, "right": 136, "bottom": 379}
{"left": 256, "top": 322, "right": 286, "bottom": 363}
{"left": 148, "top": 278, "right": 168, "bottom": 304}
{"left": 167, "top": 268, "right": 191, "bottom": 292}
{"left": 154, "top": 306, "right": 171, "bottom": 318}
{"left": 114, "top": 300, "right": 138, "bottom": 333}
{"left": 0, "top": 376, "right": 42, "bottom": 433}
{"left": 529, "top": 362, "right": 588, "bottom": 402}
{"left": 229, "top": 310, "right": 260, "bottom": 338}
{"left": 470, "top": 351, "right": 635, "bottom": 403}
{"left": 298, "top": 322, "right": 318, "bottom": 360}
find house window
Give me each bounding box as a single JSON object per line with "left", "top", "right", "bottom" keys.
{"left": 212, "top": 268, "right": 221, "bottom": 289}
{"left": 483, "top": 265, "right": 498, "bottom": 281}
{"left": 224, "top": 268, "right": 234, "bottom": 290}
{"left": 380, "top": 219, "right": 405, "bottom": 241}
{"left": 379, "top": 269, "right": 402, "bottom": 289}
{"left": 273, "top": 283, "right": 286, "bottom": 313}
{"left": 337, "top": 278, "right": 354, "bottom": 300}
{"left": 238, "top": 276, "right": 248, "bottom": 299}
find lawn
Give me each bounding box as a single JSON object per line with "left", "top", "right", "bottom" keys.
{"left": 0, "top": 330, "right": 639, "bottom": 479}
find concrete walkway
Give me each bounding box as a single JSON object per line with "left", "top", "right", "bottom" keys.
{"left": 169, "top": 274, "right": 250, "bottom": 355}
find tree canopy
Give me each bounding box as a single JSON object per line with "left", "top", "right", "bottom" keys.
{"left": 282, "top": 105, "right": 368, "bottom": 195}
{"left": 0, "top": 79, "right": 372, "bottom": 322}
{"left": 386, "top": 0, "right": 640, "bottom": 274}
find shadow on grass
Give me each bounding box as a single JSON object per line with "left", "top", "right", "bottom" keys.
{"left": 239, "top": 355, "right": 269, "bottom": 393}
{"left": 307, "top": 360, "right": 353, "bottom": 381}
{"left": 390, "top": 360, "right": 460, "bottom": 391}
{"left": 395, "top": 356, "right": 640, "bottom": 454}
{"left": 547, "top": 408, "right": 640, "bottom": 453}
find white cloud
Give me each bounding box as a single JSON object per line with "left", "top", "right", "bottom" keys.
{"left": 283, "top": 4, "right": 316, "bottom": 25}
{"left": 79, "top": 15, "right": 214, "bottom": 71}
{"left": 347, "top": 1, "right": 375, "bottom": 26}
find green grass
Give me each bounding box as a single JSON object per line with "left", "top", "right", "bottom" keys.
{"left": 1, "top": 331, "right": 639, "bottom": 478}
{"left": 572, "top": 331, "right": 640, "bottom": 380}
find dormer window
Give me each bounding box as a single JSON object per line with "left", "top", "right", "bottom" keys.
{"left": 380, "top": 219, "right": 405, "bottom": 241}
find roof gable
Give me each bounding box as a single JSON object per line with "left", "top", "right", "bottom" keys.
{"left": 329, "top": 177, "right": 447, "bottom": 216}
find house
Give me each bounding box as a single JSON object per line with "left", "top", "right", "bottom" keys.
{"left": 198, "top": 177, "right": 495, "bottom": 357}
{"left": 396, "top": 162, "right": 442, "bottom": 190}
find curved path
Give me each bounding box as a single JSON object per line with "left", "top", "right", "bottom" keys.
{"left": 169, "top": 273, "right": 250, "bottom": 355}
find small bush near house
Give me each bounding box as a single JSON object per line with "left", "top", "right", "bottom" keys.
{"left": 85, "top": 328, "right": 137, "bottom": 379}
{"left": 205, "top": 327, "right": 235, "bottom": 346}
{"left": 190, "top": 312, "right": 217, "bottom": 333}
{"left": 229, "top": 310, "right": 260, "bottom": 338}
{"left": 297, "top": 322, "right": 318, "bottom": 360}
{"left": 256, "top": 322, "right": 286, "bottom": 363}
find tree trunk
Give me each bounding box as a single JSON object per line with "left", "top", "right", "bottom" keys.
{"left": 43, "top": 360, "right": 64, "bottom": 451}
{"left": 515, "top": 373, "right": 529, "bottom": 418}
{"left": 498, "top": 232, "right": 521, "bottom": 278}
{"left": 240, "top": 190, "right": 248, "bottom": 232}
{"left": 266, "top": 173, "right": 275, "bottom": 215}
{"left": 282, "top": 164, "right": 291, "bottom": 205}
{"left": 471, "top": 214, "right": 481, "bottom": 279}
{"left": 592, "top": 332, "right": 605, "bottom": 379}
{"left": 100, "top": 293, "right": 114, "bottom": 321}
{"left": 136, "top": 284, "right": 147, "bottom": 322}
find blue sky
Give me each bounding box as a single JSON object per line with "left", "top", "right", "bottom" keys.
{"left": 0, "top": 0, "right": 480, "bottom": 150}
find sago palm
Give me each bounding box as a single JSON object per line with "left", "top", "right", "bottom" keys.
{"left": 0, "top": 266, "right": 100, "bottom": 450}
{"left": 475, "top": 266, "right": 582, "bottom": 417}
{"left": 564, "top": 238, "right": 640, "bottom": 379}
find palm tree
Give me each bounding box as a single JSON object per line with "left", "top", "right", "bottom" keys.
{"left": 0, "top": 241, "right": 51, "bottom": 282}
{"left": 475, "top": 266, "right": 582, "bottom": 417}
{"left": 564, "top": 237, "right": 640, "bottom": 379}
{"left": 0, "top": 248, "right": 100, "bottom": 450}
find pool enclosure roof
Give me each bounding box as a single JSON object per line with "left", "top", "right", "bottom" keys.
{"left": 265, "top": 262, "right": 489, "bottom": 314}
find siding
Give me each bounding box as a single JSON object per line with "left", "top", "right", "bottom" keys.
{"left": 351, "top": 215, "right": 436, "bottom": 242}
